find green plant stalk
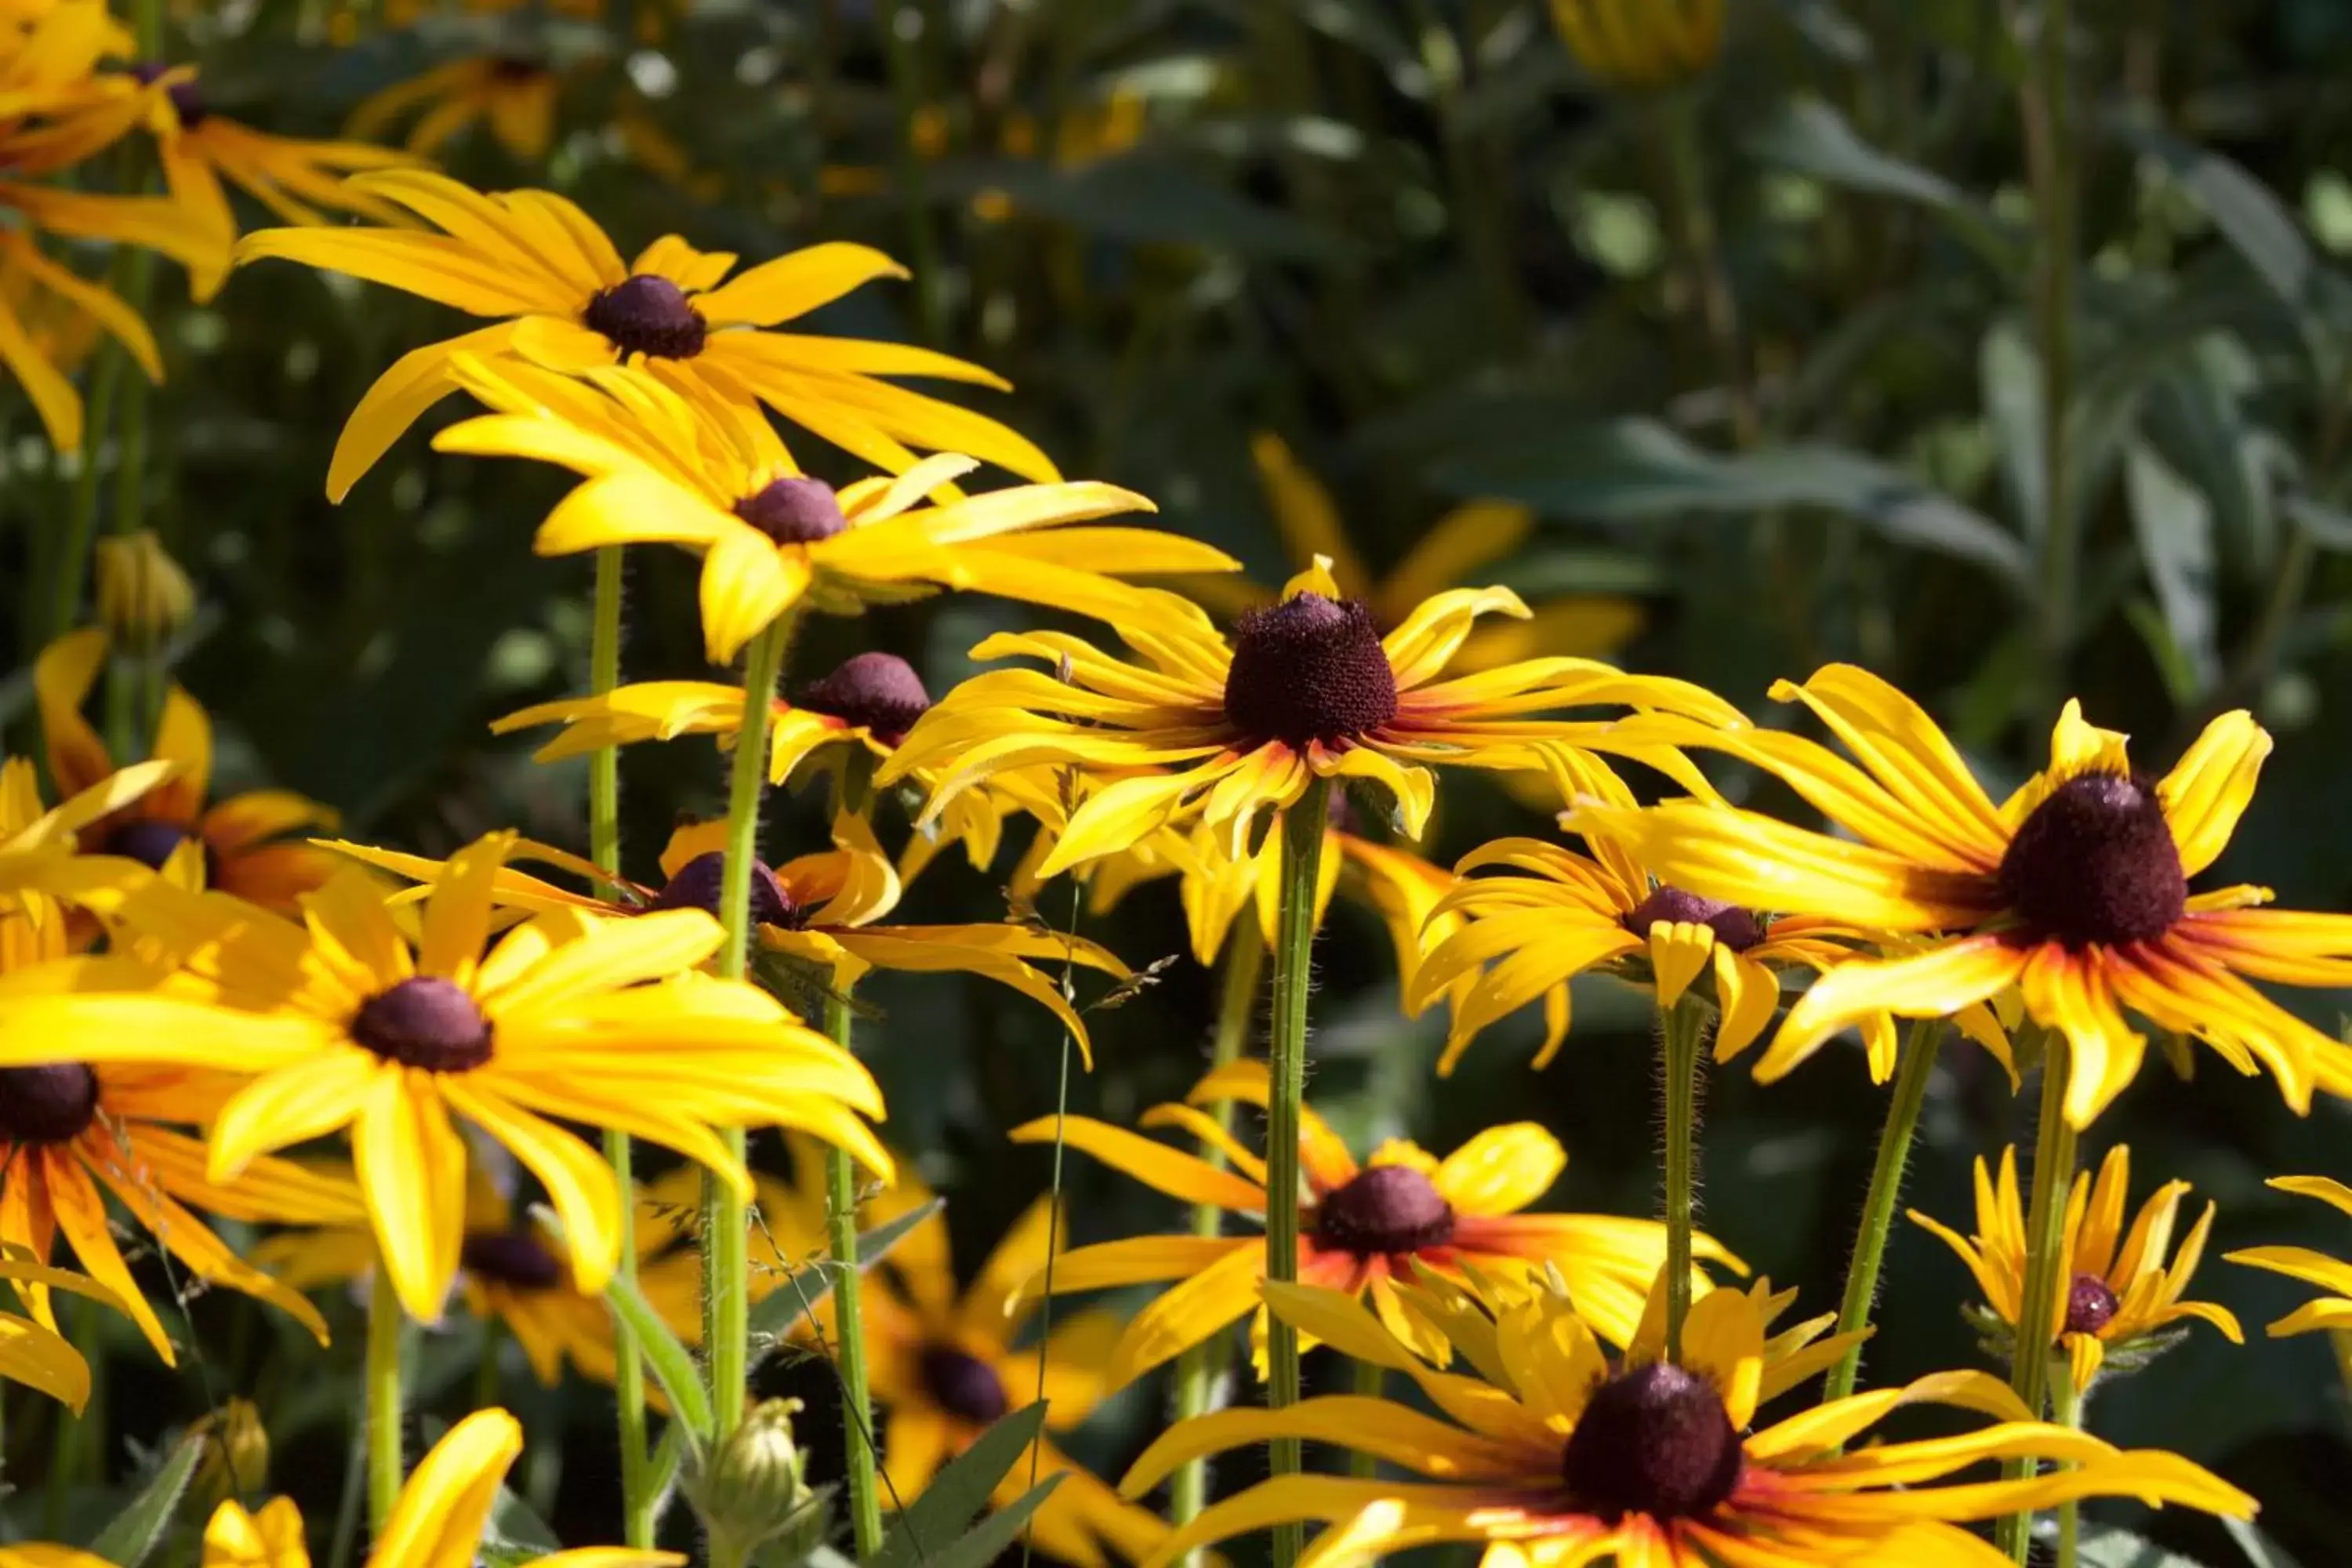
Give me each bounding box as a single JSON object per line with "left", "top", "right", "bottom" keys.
{"left": 1658, "top": 90, "right": 1759, "bottom": 449}
{"left": 1167, "top": 935, "right": 1262, "bottom": 1553}
{"left": 825, "top": 989, "right": 885, "bottom": 1560}
{"left": 2053, "top": 1354, "right": 2082, "bottom": 1568}
{"left": 1997, "top": 1035, "right": 2078, "bottom": 1562}
{"left": 702, "top": 619, "right": 789, "bottom": 1439}
{"left": 366, "top": 1254, "right": 404, "bottom": 1534}
{"left": 50, "top": 343, "right": 125, "bottom": 643}
{"left": 2024, "top": 0, "right": 2078, "bottom": 663}
{"left": 1265, "top": 779, "right": 1331, "bottom": 1568}
{"left": 1822, "top": 1018, "right": 1947, "bottom": 1408}
{"left": 883, "top": 0, "right": 946, "bottom": 346}
{"left": 1348, "top": 1359, "right": 1384, "bottom": 1479}
{"left": 1660, "top": 994, "right": 1708, "bottom": 1364}
{"left": 1017, "top": 893, "right": 1080, "bottom": 1568}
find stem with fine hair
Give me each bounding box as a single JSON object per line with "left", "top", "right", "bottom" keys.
{"left": 365, "top": 1253, "right": 404, "bottom": 1534}
{"left": 2016, "top": 0, "right": 2078, "bottom": 665}
{"left": 824, "top": 989, "right": 884, "bottom": 1560}
{"left": 1265, "top": 779, "right": 1332, "bottom": 1568}
{"left": 1823, "top": 1018, "right": 1947, "bottom": 1407}
{"left": 2053, "top": 1353, "right": 2083, "bottom": 1568}
{"left": 1659, "top": 993, "right": 1709, "bottom": 1364}
{"left": 1998, "top": 1034, "right": 2078, "bottom": 1561}
{"left": 702, "top": 618, "right": 789, "bottom": 1439}
{"left": 1168, "top": 935, "right": 1262, "bottom": 1552}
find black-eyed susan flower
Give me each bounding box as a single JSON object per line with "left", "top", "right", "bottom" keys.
{"left": 1118, "top": 1272, "right": 2253, "bottom": 1568}
{"left": 1008, "top": 1059, "right": 1722, "bottom": 1388}
{"left": 0, "top": 1247, "right": 131, "bottom": 1410}
{"left": 347, "top": 54, "right": 563, "bottom": 162}
{"left": 0, "top": 751, "right": 173, "bottom": 902}
{"left": 35, "top": 630, "right": 341, "bottom": 913}
{"left": 1580, "top": 663, "right": 2352, "bottom": 1125}
{"left": 201, "top": 1406, "right": 684, "bottom": 1568}
{"left": 883, "top": 561, "right": 1735, "bottom": 878}
{"left": 0, "top": 833, "right": 891, "bottom": 1321}
{"left": 2227, "top": 1176, "right": 2352, "bottom": 1338}
{"left": 1185, "top": 433, "right": 1642, "bottom": 670}
{"left": 234, "top": 170, "right": 1060, "bottom": 498}
{"left": 0, "top": 227, "right": 162, "bottom": 452}
{"left": 1551, "top": 0, "right": 1723, "bottom": 90}
{"left": 1912, "top": 1145, "right": 2241, "bottom": 1389}
{"left": 432, "top": 355, "right": 1223, "bottom": 663}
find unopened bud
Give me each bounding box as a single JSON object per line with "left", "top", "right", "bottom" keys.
{"left": 94, "top": 530, "right": 194, "bottom": 653}
{"left": 686, "top": 1398, "right": 826, "bottom": 1559}
{"left": 187, "top": 1397, "right": 270, "bottom": 1507}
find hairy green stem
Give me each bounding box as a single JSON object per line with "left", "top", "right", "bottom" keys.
{"left": 366, "top": 1256, "right": 404, "bottom": 1535}
{"left": 1265, "top": 779, "right": 1331, "bottom": 1568}
{"left": 825, "top": 991, "right": 885, "bottom": 1559}
{"left": 2053, "top": 1353, "right": 2082, "bottom": 1568}
{"left": 1823, "top": 1018, "right": 1947, "bottom": 1407}
{"left": 1998, "top": 1035, "right": 2078, "bottom": 1560}
{"left": 1660, "top": 994, "right": 1708, "bottom": 1364}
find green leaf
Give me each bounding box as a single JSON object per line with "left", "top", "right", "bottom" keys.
{"left": 2079, "top": 1526, "right": 2212, "bottom": 1568}
{"left": 888, "top": 1473, "right": 1067, "bottom": 1568}
{"left": 2114, "top": 122, "right": 2330, "bottom": 325}
{"left": 2225, "top": 1519, "right": 2309, "bottom": 1568}
{"left": 2125, "top": 443, "right": 2220, "bottom": 696}
{"left": 86, "top": 1431, "right": 205, "bottom": 1568}
{"left": 871, "top": 1403, "right": 1052, "bottom": 1568}
{"left": 477, "top": 1484, "right": 564, "bottom": 1566}
{"left": 935, "top": 154, "right": 1354, "bottom": 262}
{"left": 605, "top": 1269, "right": 716, "bottom": 1445}
{"left": 1746, "top": 99, "right": 2015, "bottom": 267}
{"left": 746, "top": 1197, "right": 946, "bottom": 1360}
{"left": 2285, "top": 494, "right": 2352, "bottom": 551}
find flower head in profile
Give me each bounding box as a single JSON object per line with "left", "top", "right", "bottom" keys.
{"left": 347, "top": 53, "right": 564, "bottom": 162}
{"left": 1913, "top": 1145, "right": 2241, "bottom": 1389}
{"left": 1118, "top": 1271, "right": 2252, "bottom": 1568}
{"left": 234, "top": 170, "right": 1061, "bottom": 498}
{"left": 0, "top": 833, "right": 891, "bottom": 1320}
{"left": 1551, "top": 0, "right": 1723, "bottom": 89}
{"left": 1580, "top": 664, "right": 2352, "bottom": 1125}
{"left": 1009, "top": 1058, "right": 1729, "bottom": 1389}
{"left": 36, "top": 630, "right": 340, "bottom": 913}
{"left": 201, "top": 1406, "right": 683, "bottom": 1568}
{"left": 884, "top": 561, "right": 1735, "bottom": 879}
{"left": 2227, "top": 1175, "right": 2352, "bottom": 1338}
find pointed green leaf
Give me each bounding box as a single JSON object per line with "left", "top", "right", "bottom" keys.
{"left": 889, "top": 1473, "right": 1067, "bottom": 1568}
{"left": 871, "top": 1403, "right": 1051, "bottom": 1568}
{"left": 605, "top": 1270, "right": 715, "bottom": 1445}
{"left": 86, "top": 1431, "right": 206, "bottom": 1567}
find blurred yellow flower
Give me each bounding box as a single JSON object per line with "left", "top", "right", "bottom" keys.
{"left": 1551, "top": 0, "right": 1724, "bottom": 90}
{"left": 2227, "top": 1175, "right": 2352, "bottom": 1337}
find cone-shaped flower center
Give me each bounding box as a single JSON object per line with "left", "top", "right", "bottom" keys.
{"left": 351, "top": 977, "right": 493, "bottom": 1073}
{"left": 1313, "top": 1164, "right": 1455, "bottom": 1257}
{"left": 1996, "top": 773, "right": 2186, "bottom": 949}
{"left": 734, "top": 477, "right": 847, "bottom": 546}
{"left": 461, "top": 1229, "right": 564, "bottom": 1291}
{"left": 802, "top": 652, "right": 931, "bottom": 742}
{"left": 1561, "top": 1363, "right": 1744, "bottom": 1521}
{"left": 104, "top": 817, "right": 205, "bottom": 875}
{"left": 646, "top": 850, "right": 800, "bottom": 929}
{"left": 918, "top": 1345, "right": 1010, "bottom": 1427}
{"left": 1222, "top": 593, "right": 1398, "bottom": 748}
{"left": 0, "top": 1064, "right": 100, "bottom": 1145}
{"left": 1621, "top": 885, "right": 1764, "bottom": 953}
{"left": 2064, "top": 1272, "right": 2121, "bottom": 1337}
{"left": 583, "top": 274, "right": 707, "bottom": 359}
{"left": 132, "top": 62, "right": 206, "bottom": 126}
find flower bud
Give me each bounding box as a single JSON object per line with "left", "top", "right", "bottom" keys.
{"left": 1549, "top": 0, "right": 1723, "bottom": 91}
{"left": 187, "top": 1397, "right": 270, "bottom": 1507}
{"left": 94, "top": 530, "right": 194, "bottom": 653}
{"left": 685, "top": 1398, "right": 827, "bottom": 1559}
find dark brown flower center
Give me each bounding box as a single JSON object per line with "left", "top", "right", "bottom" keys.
{"left": 350, "top": 977, "right": 493, "bottom": 1073}
{"left": 801, "top": 652, "right": 931, "bottom": 743}
{"left": 733, "top": 477, "right": 847, "bottom": 546}
{"left": 1621, "top": 886, "right": 1764, "bottom": 953}
{"left": 488, "top": 56, "right": 544, "bottom": 83}
{"left": 918, "top": 1345, "right": 1010, "bottom": 1427}
{"left": 131, "top": 62, "right": 205, "bottom": 126}
{"left": 0, "top": 1065, "right": 99, "bottom": 1145}
{"left": 583, "top": 274, "right": 707, "bottom": 359}
{"left": 103, "top": 817, "right": 209, "bottom": 877}
{"left": 1996, "top": 773, "right": 2186, "bottom": 949}
{"left": 2064, "top": 1272, "right": 2120, "bottom": 1337}
{"left": 645, "top": 850, "right": 800, "bottom": 929}
{"left": 1560, "top": 1363, "right": 1744, "bottom": 1522}
{"left": 461, "top": 1229, "right": 564, "bottom": 1291}
{"left": 1313, "top": 1164, "right": 1455, "bottom": 1257}
{"left": 1222, "top": 593, "right": 1398, "bottom": 749}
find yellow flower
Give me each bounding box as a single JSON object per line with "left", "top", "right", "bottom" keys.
{"left": 1912, "top": 1145, "right": 2241, "bottom": 1389}
{"left": 1119, "top": 1272, "right": 2252, "bottom": 1568}
{"left": 1007, "top": 1058, "right": 1726, "bottom": 1388}
{"left": 0, "top": 1247, "right": 132, "bottom": 1410}
{"left": 1578, "top": 663, "right": 2352, "bottom": 1125}
{"left": 0, "top": 228, "right": 162, "bottom": 452}
{"left": 348, "top": 55, "right": 564, "bottom": 161}
{"left": 0, "top": 833, "right": 891, "bottom": 1320}
{"left": 201, "top": 1407, "right": 683, "bottom": 1568}
{"left": 433, "top": 354, "right": 1222, "bottom": 663}
{"left": 234, "top": 170, "right": 1058, "bottom": 499}
{"left": 0, "top": 750, "right": 173, "bottom": 902}
{"left": 883, "top": 561, "right": 1734, "bottom": 879}
{"left": 35, "top": 630, "right": 342, "bottom": 914}
{"left": 2227, "top": 1175, "right": 2352, "bottom": 1337}
{"left": 1189, "top": 433, "right": 1642, "bottom": 670}
{"left": 1551, "top": 0, "right": 1724, "bottom": 90}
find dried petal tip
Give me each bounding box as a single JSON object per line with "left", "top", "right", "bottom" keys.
{"left": 802, "top": 652, "right": 931, "bottom": 742}
{"left": 1314, "top": 1164, "right": 1456, "bottom": 1256}
{"left": 0, "top": 1064, "right": 99, "bottom": 1145}
{"left": 1622, "top": 885, "right": 1763, "bottom": 953}
{"left": 1997, "top": 772, "right": 2186, "bottom": 949}
{"left": 734, "top": 477, "right": 847, "bottom": 546}
{"left": 646, "top": 849, "right": 799, "bottom": 929}
{"left": 584, "top": 274, "right": 707, "bottom": 359}
{"left": 1560, "top": 1363, "right": 1744, "bottom": 1521}
{"left": 2065, "top": 1273, "right": 2121, "bottom": 1338}
{"left": 351, "top": 977, "right": 493, "bottom": 1073}
{"left": 918, "top": 1345, "right": 1011, "bottom": 1426}
{"left": 1222, "top": 593, "right": 1398, "bottom": 747}
{"left": 461, "top": 1230, "right": 564, "bottom": 1291}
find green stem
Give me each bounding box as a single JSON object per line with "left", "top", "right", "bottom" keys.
{"left": 2022, "top": 0, "right": 2078, "bottom": 666}
{"left": 1659, "top": 994, "right": 1708, "bottom": 1364}
{"left": 366, "top": 1255, "right": 404, "bottom": 1536}
{"left": 883, "top": 0, "right": 946, "bottom": 346}
{"left": 51, "top": 346, "right": 125, "bottom": 640}
{"left": 1998, "top": 1034, "right": 2078, "bottom": 1562}
{"left": 702, "top": 619, "right": 789, "bottom": 1439}
{"left": 474, "top": 1317, "right": 504, "bottom": 1410}
{"left": 1168, "top": 937, "right": 1262, "bottom": 1552}
{"left": 825, "top": 993, "right": 884, "bottom": 1560}
{"left": 1822, "top": 1018, "right": 1947, "bottom": 1407}
{"left": 1659, "top": 91, "right": 1759, "bottom": 449}
{"left": 2053, "top": 1352, "right": 2082, "bottom": 1568}
{"left": 1265, "top": 779, "right": 1330, "bottom": 1568}
{"left": 1347, "top": 1359, "right": 1384, "bottom": 1479}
